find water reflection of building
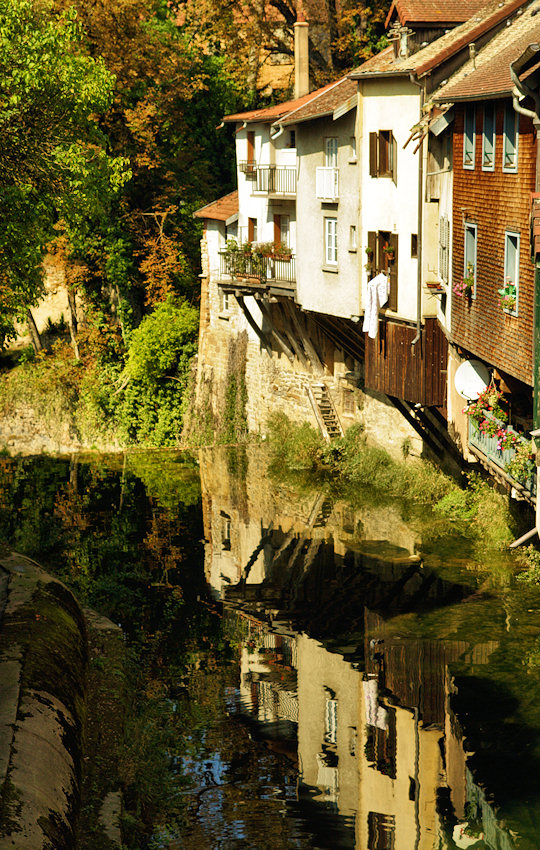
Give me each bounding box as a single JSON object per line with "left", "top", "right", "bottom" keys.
{"left": 201, "top": 446, "right": 520, "bottom": 849}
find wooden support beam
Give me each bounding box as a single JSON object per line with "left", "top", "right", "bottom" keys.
{"left": 282, "top": 300, "right": 325, "bottom": 374}
{"left": 274, "top": 301, "right": 310, "bottom": 369}
{"left": 255, "top": 297, "right": 295, "bottom": 363}
{"left": 235, "top": 295, "right": 272, "bottom": 351}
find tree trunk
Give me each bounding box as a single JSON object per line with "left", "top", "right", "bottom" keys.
{"left": 26, "top": 309, "right": 43, "bottom": 352}
{"left": 66, "top": 287, "right": 80, "bottom": 359}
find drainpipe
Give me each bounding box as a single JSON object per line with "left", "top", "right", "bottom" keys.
{"left": 409, "top": 73, "right": 424, "bottom": 348}
{"left": 270, "top": 123, "right": 285, "bottom": 140}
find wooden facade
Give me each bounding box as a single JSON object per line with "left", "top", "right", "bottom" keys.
{"left": 452, "top": 100, "right": 536, "bottom": 386}
{"left": 364, "top": 318, "right": 448, "bottom": 407}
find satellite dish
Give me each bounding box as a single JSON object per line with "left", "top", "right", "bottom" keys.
{"left": 454, "top": 359, "right": 490, "bottom": 401}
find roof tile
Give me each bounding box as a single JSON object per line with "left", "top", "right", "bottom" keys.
{"left": 193, "top": 190, "right": 239, "bottom": 222}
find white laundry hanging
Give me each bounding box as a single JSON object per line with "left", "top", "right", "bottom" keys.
{"left": 362, "top": 273, "right": 389, "bottom": 339}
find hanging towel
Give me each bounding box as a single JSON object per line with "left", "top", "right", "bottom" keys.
{"left": 362, "top": 273, "right": 389, "bottom": 339}
{"left": 362, "top": 678, "right": 388, "bottom": 730}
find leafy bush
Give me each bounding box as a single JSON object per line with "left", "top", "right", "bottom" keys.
{"left": 116, "top": 297, "right": 199, "bottom": 446}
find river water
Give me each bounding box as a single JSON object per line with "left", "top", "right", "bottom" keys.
{"left": 2, "top": 446, "right": 540, "bottom": 849}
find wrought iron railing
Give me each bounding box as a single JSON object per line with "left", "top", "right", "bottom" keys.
{"left": 468, "top": 415, "right": 536, "bottom": 496}
{"left": 254, "top": 166, "right": 296, "bottom": 195}
{"left": 219, "top": 251, "right": 296, "bottom": 285}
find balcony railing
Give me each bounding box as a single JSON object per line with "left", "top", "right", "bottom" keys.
{"left": 468, "top": 415, "right": 536, "bottom": 497}
{"left": 219, "top": 251, "right": 296, "bottom": 287}
{"left": 254, "top": 166, "right": 296, "bottom": 195}
{"left": 238, "top": 160, "right": 257, "bottom": 177}
{"left": 316, "top": 167, "right": 339, "bottom": 201}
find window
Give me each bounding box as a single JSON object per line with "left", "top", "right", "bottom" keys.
{"left": 464, "top": 223, "right": 477, "bottom": 296}
{"left": 325, "top": 698, "right": 338, "bottom": 744}
{"left": 221, "top": 289, "right": 230, "bottom": 313}
{"left": 503, "top": 103, "right": 518, "bottom": 172}
{"left": 325, "top": 137, "right": 338, "bottom": 167}
{"left": 274, "top": 214, "right": 290, "bottom": 247}
{"left": 248, "top": 217, "right": 257, "bottom": 242}
{"left": 349, "top": 225, "right": 357, "bottom": 252}
{"left": 482, "top": 103, "right": 495, "bottom": 170}
{"left": 463, "top": 105, "right": 475, "bottom": 169}
{"left": 369, "top": 131, "right": 396, "bottom": 180}
{"left": 221, "top": 512, "right": 231, "bottom": 551}
{"left": 367, "top": 230, "right": 398, "bottom": 311}
{"left": 439, "top": 215, "right": 450, "bottom": 283}
{"left": 288, "top": 130, "right": 296, "bottom": 148}
{"left": 368, "top": 812, "right": 395, "bottom": 850}
{"left": 503, "top": 231, "right": 519, "bottom": 314}
{"left": 349, "top": 135, "right": 357, "bottom": 161}
{"left": 325, "top": 217, "right": 338, "bottom": 266}
{"left": 411, "top": 234, "right": 418, "bottom": 258}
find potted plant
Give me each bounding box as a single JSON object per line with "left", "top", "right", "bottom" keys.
{"left": 506, "top": 438, "right": 535, "bottom": 483}
{"left": 498, "top": 278, "right": 517, "bottom": 312}
{"left": 453, "top": 262, "right": 474, "bottom": 298}
{"left": 383, "top": 243, "right": 394, "bottom": 261}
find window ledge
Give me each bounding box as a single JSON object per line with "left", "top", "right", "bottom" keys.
{"left": 322, "top": 264, "right": 339, "bottom": 274}
{"left": 218, "top": 313, "right": 231, "bottom": 321}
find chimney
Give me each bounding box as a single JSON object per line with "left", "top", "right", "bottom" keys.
{"left": 294, "top": 12, "right": 309, "bottom": 99}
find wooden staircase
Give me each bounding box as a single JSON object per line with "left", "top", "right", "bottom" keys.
{"left": 307, "top": 382, "right": 343, "bottom": 441}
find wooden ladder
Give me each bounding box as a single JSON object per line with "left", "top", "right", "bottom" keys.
{"left": 306, "top": 382, "right": 344, "bottom": 442}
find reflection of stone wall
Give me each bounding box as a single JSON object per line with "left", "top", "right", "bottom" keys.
{"left": 200, "top": 446, "right": 421, "bottom": 599}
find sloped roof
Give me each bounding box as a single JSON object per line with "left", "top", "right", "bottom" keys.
{"left": 222, "top": 84, "right": 337, "bottom": 124}
{"left": 278, "top": 77, "right": 357, "bottom": 126}
{"left": 386, "top": 0, "right": 488, "bottom": 27}
{"left": 193, "top": 190, "right": 238, "bottom": 222}
{"left": 433, "top": 8, "right": 540, "bottom": 100}
{"left": 351, "top": 0, "right": 529, "bottom": 80}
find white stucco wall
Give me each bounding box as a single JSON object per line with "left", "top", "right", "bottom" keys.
{"left": 359, "top": 77, "right": 421, "bottom": 322}
{"left": 235, "top": 122, "right": 297, "bottom": 249}
{"left": 295, "top": 110, "right": 361, "bottom": 318}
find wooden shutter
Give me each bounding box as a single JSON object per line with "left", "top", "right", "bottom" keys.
{"left": 369, "top": 132, "right": 378, "bottom": 177}
{"left": 273, "top": 214, "right": 281, "bottom": 245}
{"left": 367, "top": 231, "right": 377, "bottom": 280}
{"left": 391, "top": 133, "right": 397, "bottom": 185}
{"left": 387, "top": 233, "right": 398, "bottom": 311}
{"left": 247, "top": 130, "right": 255, "bottom": 164}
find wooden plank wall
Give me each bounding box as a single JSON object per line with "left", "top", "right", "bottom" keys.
{"left": 364, "top": 318, "right": 447, "bottom": 406}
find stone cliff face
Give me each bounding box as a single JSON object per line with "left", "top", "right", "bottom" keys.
{"left": 0, "top": 553, "right": 87, "bottom": 849}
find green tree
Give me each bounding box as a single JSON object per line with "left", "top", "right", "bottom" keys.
{"left": 0, "top": 0, "right": 129, "bottom": 346}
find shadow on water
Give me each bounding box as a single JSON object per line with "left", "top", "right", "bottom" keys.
{"left": 2, "top": 447, "right": 540, "bottom": 848}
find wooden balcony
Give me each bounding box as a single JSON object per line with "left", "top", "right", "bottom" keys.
{"left": 219, "top": 251, "right": 296, "bottom": 297}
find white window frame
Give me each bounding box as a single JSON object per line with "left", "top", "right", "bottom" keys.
{"left": 503, "top": 230, "right": 519, "bottom": 315}
{"left": 482, "top": 103, "right": 495, "bottom": 171}
{"left": 463, "top": 106, "right": 475, "bottom": 170}
{"left": 325, "top": 217, "right": 338, "bottom": 266}
{"left": 503, "top": 104, "right": 518, "bottom": 173}
{"left": 325, "top": 698, "right": 338, "bottom": 745}
{"left": 325, "top": 137, "right": 338, "bottom": 167}
{"left": 464, "top": 222, "right": 477, "bottom": 298}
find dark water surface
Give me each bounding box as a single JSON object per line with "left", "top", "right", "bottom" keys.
{"left": 2, "top": 446, "right": 540, "bottom": 849}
